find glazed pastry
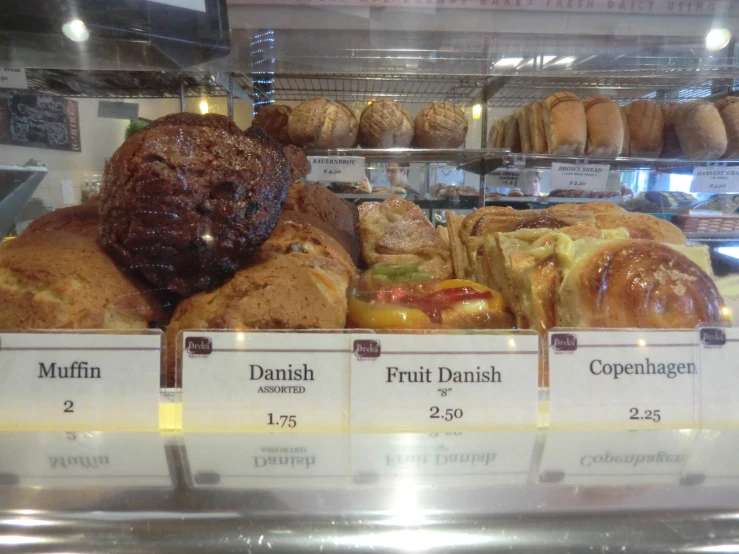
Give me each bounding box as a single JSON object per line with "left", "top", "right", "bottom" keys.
{"left": 359, "top": 197, "right": 453, "bottom": 279}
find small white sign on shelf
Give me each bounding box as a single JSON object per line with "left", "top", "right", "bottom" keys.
{"left": 0, "top": 332, "right": 162, "bottom": 432}
{"left": 350, "top": 332, "right": 539, "bottom": 433}
{"left": 690, "top": 167, "right": 739, "bottom": 193}
{"left": 0, "top": 68, "right": 28, "bottom": 89}
{"left": 696, "top": 326, "right": 739, "bottom": 427}
{"left": 550, "top": 163, "right": 610, "bottom": 191}
{"left": 307, "top": 156, "right": 366, "bottom": 183}
{"left": 181, "top": 331, "right": 351, "bottom": 432}
{"left": 547, "top": 329, "right": 698, "bottom": 430}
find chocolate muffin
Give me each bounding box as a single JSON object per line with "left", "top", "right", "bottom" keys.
{"left": 99, "top": 113, "right": 291, "bottom": 297}
{"left": 283, "top": 182, "right": 360, "bottom": 263}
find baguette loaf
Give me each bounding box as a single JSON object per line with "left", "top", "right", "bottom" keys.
{"left": 661, "top": 103, "right": 683, "bottom": 158}
{"left": 674, "top": 100, "right": 727, "bottom": 160}
{"left": 543, "top": 92, "right": 586, "bottom": 155}
{"left": 516, "top": 108, "right": 531, "bottom": 153}
{"left": 526, "top": 101, "right": 548, "bottom": 154}
{"left": 624, "top": 100, "right": 663, "bottom": 157}
{"left": 619, "top": 107, "right": 630, "bottom": 156}
{"left": 504, "top": 114, "right": 521, "bottom": 153}
{"left": 583, "top": 96, "right": 623, "bottom": 157}
{"left": 716, "top": 96, "right": 739, "bottom": 158}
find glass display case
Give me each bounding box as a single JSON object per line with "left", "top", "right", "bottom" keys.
{"left": 2, "top": 1, "right": 739, "bottom": 552}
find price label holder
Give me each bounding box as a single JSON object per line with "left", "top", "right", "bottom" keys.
{"left": 0, "top": 331, "right": 162, "bottom": 432}
{"left": 681, "top": 429, "right": 739, "bottom": 486}
{"left": 180, "top": 331, "right": 351, "bottom": 432}
{"left": 696, "top": 326, "right": 739, "bottom": 427}
{"left": 350, "top": 331, "right": 539, "bottom": 433}
{"left": 548, "top": 329, "right": 698, "bottom": 431}
{"left": 538, "top": 429, "right": 694, "bottom": 485}
{"left": 351, "top": 431, "right": 538, "bottom": 487}
{"left": 0, "top": 432, "right": 173, "bottom": 488}
{"left": 306, "top": 156, "right": 366, "bottom": 183}
{"left": 183, "top": 433, "right": 350, "bottom": 489}
{"left": 690, "top": 164, "right": 739, "bottom": 193}
{"left": 549, "top": 162, "right": 610, "bottom": 191}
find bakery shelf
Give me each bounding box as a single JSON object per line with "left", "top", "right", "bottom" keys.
{"left": 501, "top": 153, "right": 739, "bottom": 172}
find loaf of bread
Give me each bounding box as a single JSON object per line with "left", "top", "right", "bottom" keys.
{"left": 619, "top": 107, "right": 630, "bottom": 156}
{"left": 583, "top": 96, "right": 624, "bottom": 157}
{"left": 414, "top": 102, "right": 468, "bottom": 148}
{"left": 358, "top": 99, "right": 413, "bottom": 148}
{"left": 515, "top": 109, "right": 531, "bottom": 153}
{"left": 674, "top": 100, "right": 727, "bottom": 159}
{"left": 488, "top": 119, "right": 503, "bottom": 149}
{"left": 493, "top": 119, "right": 507, "bottom": 149}
{"left": 661, "top": 103, "right": 683, "bottom": 158}
{"left": 543, "top": 92, "right": 586, "bottom": 155}
{"left": 716, "top": 96, "right": 739, "bottom": 158}
{"left": 557, "top": 239, "right": 723, "bottom": 329}
{"left": 251, "top": 104, "right": 292, "bottom": 145}
{"left": 504, "top": 114, "right": 521, "bottom": 153}
{"left": 288, "top": 98, "right": 358, "bottom": 148}
{"left": 525, "top": 101, "right": 548, "bottom": 154}
{"left": 624, "top": 100, "right": 664, "bottom": 157}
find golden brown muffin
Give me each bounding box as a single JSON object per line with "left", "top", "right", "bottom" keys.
{"left": 414, "top": 102, "right": 468, "bottom": 148}
{"left": 288, "top": 98, "right": 358, "bottom": 148}
{"left": 0, "top": 230, "right": 169, "bottom": 331}
{"left": 358, "top": 100, "right": 413, "bottom": 148}
{"left": 359, "top": 196, "right": 453, "bottom": 279}
{"left": 166, "top": 252, "right": 351, "bottom": 384}
{"left": 251, "top": 104, "right": 292, "bottom": 145}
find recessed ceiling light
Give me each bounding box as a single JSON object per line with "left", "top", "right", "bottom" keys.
{"left": 706, "top": 28, "right": 731, "bottom": 52}
{"left": 495, "top": 57, "right": 524, "bottom": 68}
{"left": 552, "top": 56, "right": 577, "bottom": 65}
{"left": 61, "top": 19, "right": 89, "bottom": 42}
{"left": 542, "top": 56, "right": 557, "bottom": 65}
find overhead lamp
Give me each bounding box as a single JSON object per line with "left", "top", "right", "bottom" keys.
{"left": 542, "top": 56, "right": 557, "bottom": 65}
{"left": 706, "top": 28, "right": 731, "bottom": 52}
{"left": 552, "top": 56, "right": 576, "bottom": 65}
{"left": 61, "top": 19, "right": 89, "bottom": 42}
{"left": 494, "top": 57, "right": 523, "bottom": 68}
{"left": 199, "top": 99, "right": 209, "bottom": 114}
{"left": 472, "top": 104, "right": 483, "bottom": 120}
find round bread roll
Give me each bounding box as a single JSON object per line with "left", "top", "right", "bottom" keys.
{"left": 288, "top": 98, "right": 358, "bottom": 148}
{"left": 0, "top": 225, "right": 169, "bottom": 331}
{"left": 674, "top": 100, "right": 727, "bottom": 160}
{"left": 414, "top": 102, "right": 468, "bottom": 148}
{"left": 99, "top": 113, "right": 291, "bottom": 298}
{"left": 251, "top": 104, "right": 292, "bottom": 145}
{"left": 716, "top": 96, "right": 739, "bottom": 159}
{"left": 358, "top": 100, "right": 413, "bottom": 148}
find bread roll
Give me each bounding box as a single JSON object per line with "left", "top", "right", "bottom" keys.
{"left": 557, "top": 239, "right": 723, "bottom": 329}
{"left": 504, "top": 114, "right": 521, "bottom": 153}
{"left": 526, "top": 101, "right": 548, "bottom": 154}
{"left": 716, "top": 96, "right": 739, "bottom": 158}
{"left": 288, "top": 98, "right": 358, "bottom": 148}
{"left": 414, "top": 102, "right": 468, "bottom": 148}
{"left": 674, "top": 100, "right": 727, "bottom": 160}
{"left": 583, "top": 96, "right": 624, "bottom": 157}
{"left": 624, "top": 100, "right": 663, "bottom": 157}
{"left": 661, "top": 103, "right": 683, "bottom": 158}
{"left": 358, "top": 99, "right": 413, "bottom": 148}
{"left": 252, "top": 104, "right": 292, "bottom": 145}
{"left": 516, "top": 109, "right": 531, "bottom": 153}
{"left": 543, "top": 92, "right": 586, "bottom": 155}
{"left": 488, "top": 119, "right": 506, "bottom": 149}
{"left": 619, "top": 107, "right": 630, "bottom": 156}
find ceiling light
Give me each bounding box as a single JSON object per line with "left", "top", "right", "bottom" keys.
{"left": 495, "top": 57, "right": 523, "bottom": 68}
{"left": 542, "top": 56, "right": 557, "bottom": 65}
{"left": 552, "top": 56, "right": 576, "bottom": 65}
{"left": 61, "top": 19, "right": 89, "bottom": 42}
{"left": 472, "top": 104, "right": 483, "bottom": 120}
{"left": 706, "top": 28, "right": 731, "bottom": 52}
{"left": 199, "top": 99, "right": 209, "bottom": 114}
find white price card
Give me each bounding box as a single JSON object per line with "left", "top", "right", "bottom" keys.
{"left": 548, "top": 329, "right": 698, "bottom": 430}
{"left": 350, "top": 332, "right": 539, "bottom": 433}
{"left": 549, "top": 162, "right": 610, "bottom": 191}
{"left": 0, "top": 332, "right": 162, "bottom": 432}
{"left": 696, "top": 326, "right": 739, "bottom": 427}
{"left": 307, "top": 156, "right": 366, "bottom": 183}
{"left": 691, "top": 167, "right": 739, "bottom": 193}
{"left": 181, "top": 331, "right": 350, "bottom": 432}
{"left": 0, "top": 68, "right": 28, "bottom": 89}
